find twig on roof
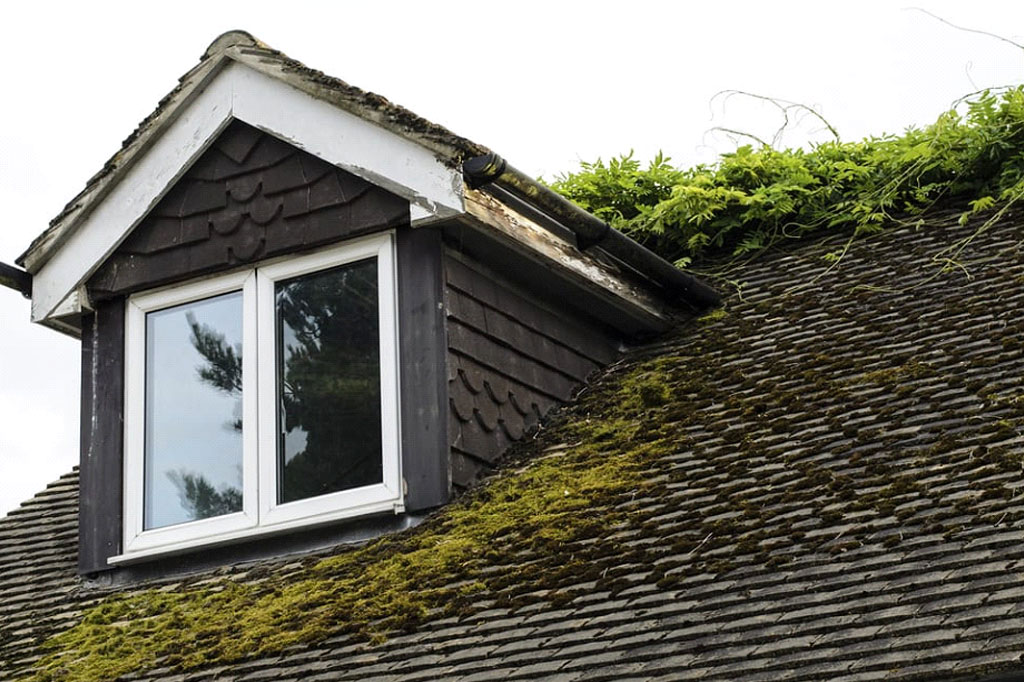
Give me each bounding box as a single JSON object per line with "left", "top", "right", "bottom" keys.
{"left": 688, "top": 532, "right": 714, "bottom": 556}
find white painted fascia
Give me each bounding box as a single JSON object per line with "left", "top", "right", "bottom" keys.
{"left": 19, "top": 55, "right": 232, "bottom": 274}
{"left": 29, "top": 61, "right": 464, "bottom": 324}
{"left": 50, "top": 287, "right": 91, "bottom": 319}
{"left": 229, "top": 64, "right": 463, "bottom": 222}
{"left": 29, "top": 70, "right": 232, "bottom": 323}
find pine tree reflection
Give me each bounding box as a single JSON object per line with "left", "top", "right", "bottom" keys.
{"left": 175, "top": 258, "right": 382, "bottom": 516}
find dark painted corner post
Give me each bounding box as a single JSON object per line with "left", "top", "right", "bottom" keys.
{"left": 78, "top": 300, "right": 125, "bottom": 575}
{"left": 396, "top": 226, "right": 451, "bottom": 511}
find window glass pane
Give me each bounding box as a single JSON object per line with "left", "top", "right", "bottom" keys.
{"left": 144, "top": 292, "right": 244, "bottom": 529}
{"left": 276, "top": 258, "right": 383, "bottom": 503}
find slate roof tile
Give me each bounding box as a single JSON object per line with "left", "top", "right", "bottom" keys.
{"left": 8, "top": 210, "right": 1024, "bottom": 681}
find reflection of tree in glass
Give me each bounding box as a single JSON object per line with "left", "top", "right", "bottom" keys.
{"left": 167, "top": 469, "right": 242, "bottom": 520}
{"left": 160, "top": 313, "right": 244, "bottom": 520}
{"left": 187, "top": 310, "right": 242, "bottom": 398}
{"left": 187, "top": 311, "right": 244, "bottom": 432}
{"left": 183, "top": 259, "right": 383, "bottom": 507}
{"left": 275, "top": 260, "right": 382, "bottom": 502}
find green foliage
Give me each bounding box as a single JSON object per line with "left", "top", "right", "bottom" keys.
{"left": 548, "top": 151, "right": 684, "bottom": 229}
{"left": 551, "top": 88, "right": 1024, "bottom": 267}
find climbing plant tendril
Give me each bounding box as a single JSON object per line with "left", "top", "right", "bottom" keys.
{"left": 550, "top": 87, "right": 1024, "bottom": 272}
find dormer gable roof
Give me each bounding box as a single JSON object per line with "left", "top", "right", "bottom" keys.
{"left": 20, "top": 30, "right": 483, "bottom": 272}
{"left": 18, "top": 30, "right": 717, "bottom": 337}
{"left": 18, "top": 30, "right": 489, "bottom": 329}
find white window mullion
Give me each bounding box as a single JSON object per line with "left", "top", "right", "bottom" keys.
{"left": 241, "top": 272, "right": 260, "bottom": 526}
{"left": 122, "top": 298, "right": 147, "bottom": 549}
{"left": 256, "top": 268, "right": 279, "bottom": 524}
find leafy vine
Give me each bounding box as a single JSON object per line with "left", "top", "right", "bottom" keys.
{"left": 550, "top": 87, "right": 1024, "bottom": 275}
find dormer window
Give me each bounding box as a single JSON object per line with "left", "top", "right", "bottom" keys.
{"left": 118, "top": 234, "right": 401, "bottom": 560}
{"left": 10, "top": 33, "right": 713, "bottom": 576}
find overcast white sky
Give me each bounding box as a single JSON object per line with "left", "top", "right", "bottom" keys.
{"left": 1, "top": 1, "right": 1023, "bottom": 516}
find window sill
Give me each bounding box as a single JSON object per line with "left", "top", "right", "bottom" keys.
{"left": 109, "top": 497, "right": 404, "bottom": 566}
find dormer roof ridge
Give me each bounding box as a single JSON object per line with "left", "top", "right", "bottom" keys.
{"left": 202, "top": 29, "right": 261, "bottom": 57}
{"left": 18, "top": 30, "right": 488, "bottom": 273}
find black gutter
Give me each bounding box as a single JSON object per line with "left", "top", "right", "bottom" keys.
{"left": 463, "top": 153, "right": 721, "bottom": 309}
{"left": 0, "top": 262, "right": 31, "bottom": 298}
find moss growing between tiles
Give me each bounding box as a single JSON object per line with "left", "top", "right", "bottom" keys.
{"left": 27, "top": 361, "right": 674, "bottom": 682}
{"left": 27, "top": 292, "right": 1024, "bottom": 681}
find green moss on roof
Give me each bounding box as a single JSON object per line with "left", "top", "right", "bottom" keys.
{"left": 25, "top": 213, "right": 1024, "bottom": 681}
{"left": 27, "top": 363, "right": 674, "bottom": 681}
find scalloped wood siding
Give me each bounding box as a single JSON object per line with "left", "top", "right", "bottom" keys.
{"left": 444, "top": 253, "right": 621, "bottom": 487}
{"left": 89, "top": 120, "right": 409, "bottom": 297}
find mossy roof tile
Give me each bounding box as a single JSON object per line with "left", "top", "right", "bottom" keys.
{"left": 8, "top": 210, "right": 1024, "bottom": 680}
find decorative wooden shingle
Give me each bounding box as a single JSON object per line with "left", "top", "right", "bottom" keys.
{"left": 442, "top": 253, "right": 620, "bottom": 486}
{"left": 90, "top": 120, "right": 409, "bottom": 298}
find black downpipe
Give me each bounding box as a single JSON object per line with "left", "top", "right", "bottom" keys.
{"left": 463, "top": 153, "right": 721, "bottom": 309}
{"left": 0, "top": 262, "right": 31, "bottom": 298}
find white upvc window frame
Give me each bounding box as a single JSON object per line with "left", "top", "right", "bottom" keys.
{"left": 116, "top": 232, "right": 402, "bottom": 563}
{"left": 123, "top": 271, "right": 259, "bottom": 555}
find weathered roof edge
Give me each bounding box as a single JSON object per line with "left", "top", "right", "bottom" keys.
{"left": 18, "top": 30, "right": 489, "bottom": 272}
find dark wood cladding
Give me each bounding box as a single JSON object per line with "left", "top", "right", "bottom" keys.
{"left": 444, "top": 252, "right": 622, "bottom": 488}
{"left": 396, "top": 227, "right": 450, "bottom": 511}
{"left": 78, "top": 300, "right": 125, "bottom": 575}
{"left": 89, "top": 120, "right": 409, "bottom": 297}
